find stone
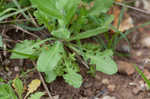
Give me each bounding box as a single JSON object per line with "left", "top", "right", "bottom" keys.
{"left": 95, "top": 72, "right": 101, "bottom": 81}
{"left": 14, "top": 66, "right": 19, "bottom": 72}
{"left": 83, "top": 89, "right": 93, "bottom": 97}
{"left": 94, "top": 81, "right": 102, "bottom": 90}
{"left": 107, "top": 84, "right": 116, "bottom": 92}
{"left": 129, "top": 82, "right": 137, "bottom": 86}
{"left": 53, "top": 95, "right": 59, "bottom": 99}
{"left": 139, "top": 80, "right": 145, "bottom": 89}
{"left": 140, "top": 33, "right": 150, "bottom": 48}
{"left": 132, "top": 87, "right": 142, "bottom": 95}
{"left": 102, "top": 79, "right": 109, "bottom": 85}
{"left": 117, "top": 61, "right": 135, "bottom": 75}
{"left": 145, "top": 83, "right": 150, "bottom": 90}
{"left": 143, "top": 69, "right": 150, "bottom": 80}
{"left": 80, "top": 97, "right": 87, "bottom": 99}
{"left": 7, "top": 71, "right": 12, "bottom": 76}
{"left": 141, "top": 36, "right": 150, "bottom": 48}
{"left": 83, "top": 82, "right": 93, "bottom": 89}
{"left": 117, "top": 43, "right": 130, "bottom": 53}
{"left": 102, "top": 95, "right": 116, "bottom": 99}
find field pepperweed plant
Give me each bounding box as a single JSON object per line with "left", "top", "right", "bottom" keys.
{"left": 10, "top": 0, "right": 117, "bottom": 88}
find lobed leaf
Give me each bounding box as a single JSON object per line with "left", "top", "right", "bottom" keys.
{"left": 63, "top": 70, "right": 82, "bottom": 88}
{"left": 10, "top": 40, "right": 36, "bottom": 59}
{"left": 12, "top": 78, "right": 24, "bottom": 99}
{"left": 85, "top": 50, "right": 117, "bottom": 75}
{"left": 45, "top": 71, "right": 57, "bottom": 83}
{"left": 34, "top": 10, "right": 55, "bottom": 31}
{"left": 37, "top": 41, "right": 64, "bottom": 72}
{"left": 10, "top": 38, "right": 53, "bottom": 59}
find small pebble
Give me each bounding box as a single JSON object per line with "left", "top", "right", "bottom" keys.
{"left": 53, "top": 95, "right": 59, "bottom": 99}
{"left": 141, "top": 36, "right": 150, "bottom": 48}
{"left": 7, "top": 71, "right": 12, "bottom": 76}
{"left": 102, "top": 95, "right": 116, "bottom": 99}
{"left": 95, "top": 72, "right": 101, "bottom": 81}
{"left": 80, "top": 97, "right": 87, "bottom": 99}
{"left": 132, "top": 87, "right": 142, "bottom": 95}
{"left": 144, "top": 83, "right": 150, "bottom": 90}
{"left": 135, "top": 50, "right": 143, "bottom": 57}
{"left": 94, "top": 81, "right": 102, "bottom": 89}
{"left": 14, "top": 66, "right": 19, "bottom": 72}
{"left": 147, "top": 92, "right": 150, "bottom": 97}
{"left": 83, "top": 89, "right": 93, "bottom": 96}
{"left": 102, "top": 79, "right": 109, "bottom": 85}
{"left": 3, "top": 59, "right": 10, "bottom": 66}
{"left": 139, "top": 80, "right": 145, "bottom": 89}
{"left": 107, "top": 84, "right": 116, "bottom": 92}
{"left": 143, "top": 69, "right": 150, "bottom": 79}
{"left": 129, "top": 82, "right": 137, "bottom": 86}
{"left": 119, "top": 44, "right": 130, "bottom": 53}
{"left": 83, "top": 82, "right": 93, "bottom": 89}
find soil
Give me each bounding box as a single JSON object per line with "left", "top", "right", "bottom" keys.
{"left": 1, "top": 4, "right": 150, "bottom": 99}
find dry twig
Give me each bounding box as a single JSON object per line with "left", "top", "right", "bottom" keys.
{"left": 1, "top": 26, "right": 7, "bottom": 57}
{"left": 115, "top": 2, "right": 150, "bottom": 15}
{"left": 12, "top": 25, "right": 40, "bottom": 38}
{"left": 0, "top": 18, "right": 36, "bottom": 24}
{"left": 76, "top": 54, "right": 89, "bottom": 69}
{"left": 32, "top": 61, "right": 54, "bottom": 99}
